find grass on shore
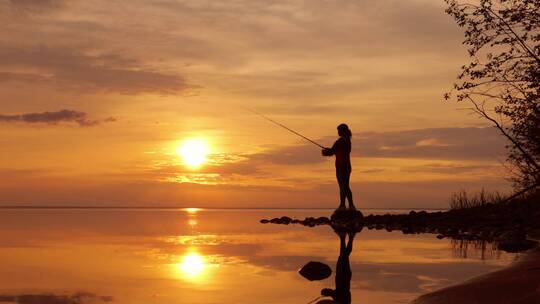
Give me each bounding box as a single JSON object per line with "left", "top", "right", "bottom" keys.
{"left": 449, "top": 189, "right": 505, "bottom": 210}
{"left": 449, "top": 188, "right": 540, "bottom": 210}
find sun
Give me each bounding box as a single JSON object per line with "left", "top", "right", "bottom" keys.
{"left": 177, "top": 138, "right": 209, "bottom": 168}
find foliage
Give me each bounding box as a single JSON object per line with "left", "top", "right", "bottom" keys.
{"left": 444, "top": 0, "right": 540, "bottom": 192}
{"left": 449, "top": 189, "right": 505, "bottom": 209}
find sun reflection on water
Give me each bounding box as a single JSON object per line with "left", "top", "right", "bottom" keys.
{"left": 179, "top": 252, "right": 205, "bottom": 276}
{"left": 175, "top": 251, "right": 209, "bottom": 282}
{"left": 183, "top": 208, "right": 201, "bottom": 214}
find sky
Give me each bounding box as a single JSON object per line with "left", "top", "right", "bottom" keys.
{"left": 0, "top": 0, "right": 511, "bottom": 208}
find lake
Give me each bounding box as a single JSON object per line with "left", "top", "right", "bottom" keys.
{"left": 0, "top": 209, "right": 517, "bottom": 304}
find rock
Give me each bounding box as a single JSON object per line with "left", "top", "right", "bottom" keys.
{"left": 527, "top": 228, "right": 540, "bottom": 241}
{"left": 316, "top": 217, "right": 331, "bottom": 224}
{"left": 497, "top": 238, "right": 538, "bottom": 253}
{"left": 298, "top": 261, "right": 332, "bottom": 281}
{"left": 496, "top": 230, "right": 539, "bottom": 252}
{"left": 436, "top": 234, "right": 445, "bottom": 239}
{"left": 280, "top": 216, "right": 292, "bottom": 224}
{"left": 331, "top": 209, "right": 364, "bottom": 221}
{"left": 259, "top": 200, "right": 540, "bottom": 243}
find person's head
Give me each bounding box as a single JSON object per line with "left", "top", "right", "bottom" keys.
{"left": 337, "top": 123, "right": 352, "bottom": 138}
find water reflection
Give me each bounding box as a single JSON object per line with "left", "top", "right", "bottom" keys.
{"left": 184, "top": 208, "right": 201, "bottom": 214}
{"left": 0, "top": 209, "right": 520, "bottom": 304}
{"left": 188, "top": 219, "right": 198, "bottom": 228}
{"left": 451, "top": 239, "right": 500, "bottom": 260}
{"left": 320, "top": 230, "right": 355, "bottom": 304}
{"left": 177, "top": 251, "right": 206, "bottom": 279}
{"left": 302, "top": 223, "right": 363, "bottom": 304}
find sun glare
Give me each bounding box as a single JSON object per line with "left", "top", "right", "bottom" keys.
{"left": 177, "top": 139, "right": 209, "bottom": 168}
{"left": 184, "top": 207, "right": 201, "bottom": 214}
{"left": 178, "top": 252, "right": 206, "bottom": 278}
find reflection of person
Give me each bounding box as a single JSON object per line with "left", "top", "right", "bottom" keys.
{"left": 322, "top": 124, "right": 355, "bottom": 211}
{"left": 320, "top": 230, "right": 355, "bottom": 304}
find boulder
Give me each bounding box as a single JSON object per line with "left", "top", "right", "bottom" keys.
{"left": 331, "top": 209, "right": 364, "bottom": 221}
{"left": 299, "top": 261, "right": 332, "bottom": 281}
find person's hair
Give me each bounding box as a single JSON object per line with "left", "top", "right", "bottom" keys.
{"left": 337, "top": 123, "right": 352, "bottom": 138}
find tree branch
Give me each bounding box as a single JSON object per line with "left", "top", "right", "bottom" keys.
{"left": 468, "top": 96, "right": 540, "bottom": 172}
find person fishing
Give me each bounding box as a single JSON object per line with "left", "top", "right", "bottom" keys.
{"left": 322, "top": 124, "right": 355, "bottom": 211}
{"left": 247, "top": 110, "right": 356, "bottom": 211}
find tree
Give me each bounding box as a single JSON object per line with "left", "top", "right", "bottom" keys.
{"left": 444, "top": 0, "right": 540, "bottom": 196}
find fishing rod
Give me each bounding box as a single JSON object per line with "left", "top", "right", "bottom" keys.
{"left": 246, "top": 108, "right": 326, "bottom": 149}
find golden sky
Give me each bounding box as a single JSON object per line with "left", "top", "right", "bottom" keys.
{"left": 0, "top": 0, "right": 510, "bottom": 208}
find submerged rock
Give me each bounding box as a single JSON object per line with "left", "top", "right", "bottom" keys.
{"left": 496, "top": 230, "right": 539, "bottom": 253}
{"left": 497, "top": 239, "right": 538, "bottom": 253}
{"left": 299, "top": 261, "right": 332, "bottom": 281}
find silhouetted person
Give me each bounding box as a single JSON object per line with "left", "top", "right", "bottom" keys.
{"left": 321, "top": 230, "right": 355, "bottom": 304}
{"left": 322, "top": 123, "right": 355, "bottom": 211}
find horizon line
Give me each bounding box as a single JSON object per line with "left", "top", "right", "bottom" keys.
{"left": 0, "top": 205, "right": 448, "bottom": 211}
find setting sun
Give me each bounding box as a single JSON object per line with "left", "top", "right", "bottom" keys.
{"left": 177, "top": 139, "right": 209, "bottom": 169}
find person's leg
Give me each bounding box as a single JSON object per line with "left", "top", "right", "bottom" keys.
{"left": 336, "top": 171, "right": 346, "bottom": 209}
{"left": 344, "top": 171, "right": 355, "bottom": 209}
{"left": 339, "top": 231, "right": 346, "bottom": 252}
{"left": 345, "top": 232, "right": 355, "bottom": 255}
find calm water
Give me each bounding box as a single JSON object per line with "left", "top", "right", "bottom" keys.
{"left": 0, "top": 209, "right": 517, "bottom": 304}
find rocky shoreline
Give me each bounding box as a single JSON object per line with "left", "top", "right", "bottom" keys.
{"left": 261, "top": 199, "right": 540, "bottom": 253}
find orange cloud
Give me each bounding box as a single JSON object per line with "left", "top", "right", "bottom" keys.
{"left": 0, "top": 46, "right": 192, "bottom": 94}
{"left": 0, "top": 109, "right": 115, "bottom": 127}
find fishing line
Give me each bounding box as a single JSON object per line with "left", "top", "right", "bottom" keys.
{"left": 245, "top": 107, "right": 325, "bottom": 149}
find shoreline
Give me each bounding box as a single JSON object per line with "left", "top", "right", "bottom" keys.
{"left": 262, "top": 199, "right": 540, "bottom": 253}
{"left": 411, "top": 246, "right": 540, "bottom": 304}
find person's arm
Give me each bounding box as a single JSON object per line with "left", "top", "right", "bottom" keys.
{"left": 322, "top": 139, "right": 340, "bottom": 156}
{"left": 322, "top": 147, "right": 333, "bottom": 156}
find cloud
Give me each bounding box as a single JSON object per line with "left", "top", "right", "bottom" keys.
{"left": 0, "top": 109, "right": 114, "bottom": 127}
{"left": 400, "top": 163, "right": 499, "bottom": 174}
{"left": 352, "top": 127, "right": 507, "bottom": 159}
{"left": 7, "top": 0, "right": 64, "bottom": 13}
{"left": 0, "top": 292, "right": 113, "bottom": 304}
{"left": 0, "top": 46, "right": 191, "bottom": 94}
{"left": 252, "top": 127, "right": 507, "bottom": 165}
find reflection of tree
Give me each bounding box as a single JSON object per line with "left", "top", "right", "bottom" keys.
{"left": 319, "top": 230, "right": 356, "bottom": 304}
{"left": 451, "top": 239, "right": 500, "bottom": 260}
